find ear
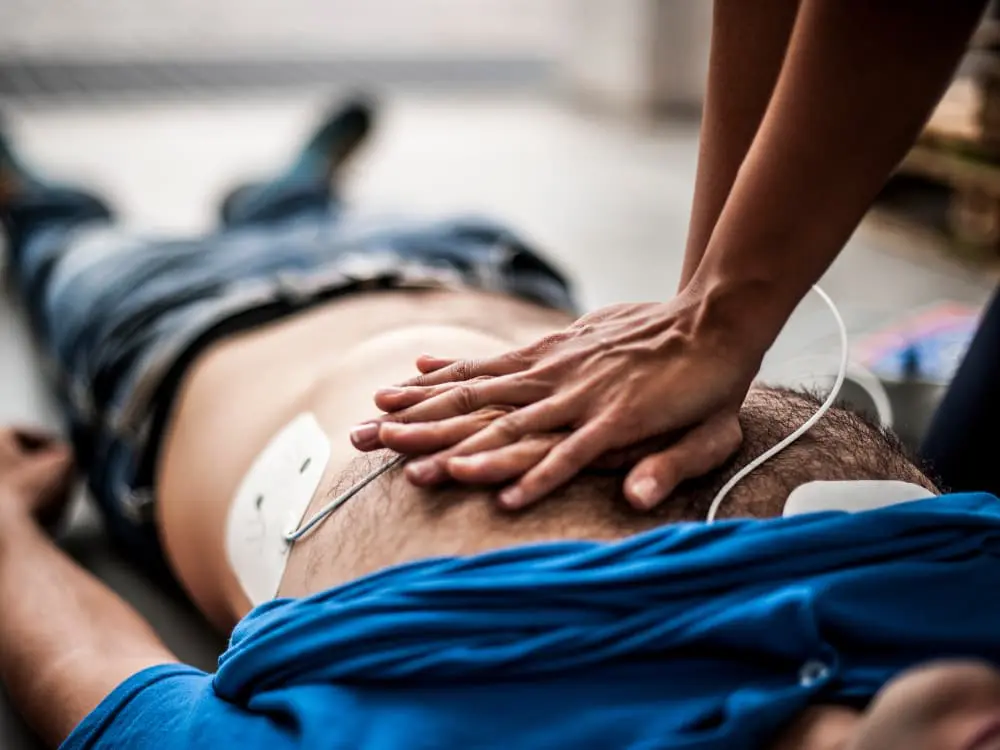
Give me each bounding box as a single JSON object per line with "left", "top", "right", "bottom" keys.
{"left": 783, "top": 480, "right": 936, "bottom": 517}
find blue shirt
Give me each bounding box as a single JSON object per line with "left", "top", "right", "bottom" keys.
{"left": 62, "top": 494, "right": 1000, "bottom": 749}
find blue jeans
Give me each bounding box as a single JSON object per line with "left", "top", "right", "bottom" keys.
{"left": 5, "top": 180, "right": 575, "bottom": 576}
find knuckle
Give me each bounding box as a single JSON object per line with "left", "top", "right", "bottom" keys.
{"left": 534, "top": 457, "right": 570, "bottom": 487}
{"left": 451, "top": 360, "right": 479, "bottom": 381}
{"left": 540, "top": 433, "right": 566, "bottom": 450}
{"left": 513, "top": 438, "right": 549, "bottom": 462}
{"left": 475, "top": 407, "right": 510, "bottom": 425}
{"left": 452, "top": 384, "right": 482, "bottom": 413}
{"left": 593, "top": 411, "right": 627, "bottom": 435}
{"left": 532, "top": 333, "right": 568, "bottom": 355}
{"left": 550, "top": 350, "right": 580, "bottom": 372}
{"left": 508, "top": 347, "right": 534, "bottom": 367}
{"left": 389, "top": 409, "right": 422, "bottom": 426}
{"left": 520, "top": 434, "right": 557, "bottom": 456}
{"left": 425, "top": 384, "right": 455, "bottom": 401}
{"left": 555, "top": 439, "right": 589, "bottom": 464}
{"left": 547, "top": 441, "right": 595, "bottom": 478}
{"left": 716, "top": 420, "right": 744, "bottom": 453}
{"left": 491, "top": 412, "right": 526, "bottom": 441}
{"left": 697, "top": 435, "right": 718, "bottom": 461}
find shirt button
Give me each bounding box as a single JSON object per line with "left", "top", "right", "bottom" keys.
{"left": 799, "top": 659, "right": 831, "bottom": 687}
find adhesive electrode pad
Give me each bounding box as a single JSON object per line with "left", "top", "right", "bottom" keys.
{"left": 226, "top": 413, "right": 331, "bottom": 605}
{"left": 783, "top": 480, "right": 935, "bottom": 517}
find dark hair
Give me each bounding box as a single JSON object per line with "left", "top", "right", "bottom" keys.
{"left": 331, "top": 388, "right": 936, "bottom": 538}
{"left": 655, "top": 386, "right": 937, "bottom": 523}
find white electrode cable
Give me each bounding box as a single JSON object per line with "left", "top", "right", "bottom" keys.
{"left": 284, "top": 453, "right": 406, "bottom": 542}
{"left": 765, "top": 355, "right": 893, "bottom": 429}
{"left": 705, "top": 284, "right": 849, "bottom": 523}
{"left": 842, "top": 361, "right": 894, "bottom": 429}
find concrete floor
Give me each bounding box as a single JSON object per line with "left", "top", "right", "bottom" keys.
{"left": 6, "top": 91, "right": 993, "bottom": 353}
{"left": 0, "top": 0, "right": 567, "bottom": 59}
{"left": 0, "top": 90, "right": 997, "bottom": 747}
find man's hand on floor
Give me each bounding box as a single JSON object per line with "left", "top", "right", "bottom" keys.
{"left": 0, "top": 427, "right": 74, "bottom": 527}
{"left": 0, "top": 425, "right": 177, "bottom": 747}
{"left": 351, "top": 291, "right": 763, "bottom": 511}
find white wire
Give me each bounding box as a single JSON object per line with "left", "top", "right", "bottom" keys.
{"left": 283, "top": 454, "right": 406, "bottom": 542}
{"left": 843, "top": 362, "right": 894, "bottom": 429}
{"left": 705, "top": 284, "right": 849, "bottom": 523}
{"left": 764, "top": 355, "right": 893, "bottom": 429}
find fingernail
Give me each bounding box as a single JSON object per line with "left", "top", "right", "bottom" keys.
{"left": 630, "top": 478, "right": 660, "bottom": 509}
{"left": 407, "top": 460, "right": 435, "bottom": 482}
{"left": 499, "top": 487, "right": 524, "bottom": 508}
{"left": 375, "top": 387, "right": 405, "bottom": 398}
{"left": 448, "top": 455, "right": 482, "bottom": 469}
{"left": 350, "top": 423, "right": 379, "bottom": 445}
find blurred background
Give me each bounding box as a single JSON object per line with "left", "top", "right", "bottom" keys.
{"left": 1, "top": 0, "right": 999, "bottom": 451}
{"left": 2, "top": 2, "right": 1000, "bottom": 746}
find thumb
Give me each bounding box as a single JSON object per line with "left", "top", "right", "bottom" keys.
{"left": 624, "top": 415, "right": 743, "bottom": 510}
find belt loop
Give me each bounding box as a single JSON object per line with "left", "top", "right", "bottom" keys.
{"left": 274, "top": 272, "right": 312, "bottom": 308}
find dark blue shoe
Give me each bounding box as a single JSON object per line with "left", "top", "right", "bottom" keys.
{"left": 219, "top": 96, "right": 376, "bottom": 226}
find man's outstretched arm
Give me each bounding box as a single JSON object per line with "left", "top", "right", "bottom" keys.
{"left": 0, "top": 428, "right": 177, "bottom": 747}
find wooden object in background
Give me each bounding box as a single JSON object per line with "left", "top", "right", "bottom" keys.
{"left": 897, "top": 145, "right": 1000, "bottom": 249}
{"left": 893, "top": 4, "right": 1000, "bottom": 250}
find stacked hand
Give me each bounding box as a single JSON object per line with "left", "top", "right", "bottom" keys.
{"left": 351, "top": 291, "right": 764, "bottom": 510}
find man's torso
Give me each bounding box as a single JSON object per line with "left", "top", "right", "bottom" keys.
{"left": 155, "top": 288, "right": 599, "bottom": 626}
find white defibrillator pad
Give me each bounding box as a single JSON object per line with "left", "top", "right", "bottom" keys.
{"left": 783, "top": 480, "right": 935, "bottom": 517}
{"left": 226, "top": 413, "right": 331, "bottom": 606}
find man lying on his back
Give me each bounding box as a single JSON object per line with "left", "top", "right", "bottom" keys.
{"left": 1, "top": 101, "right": 999, "bottom": 750}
